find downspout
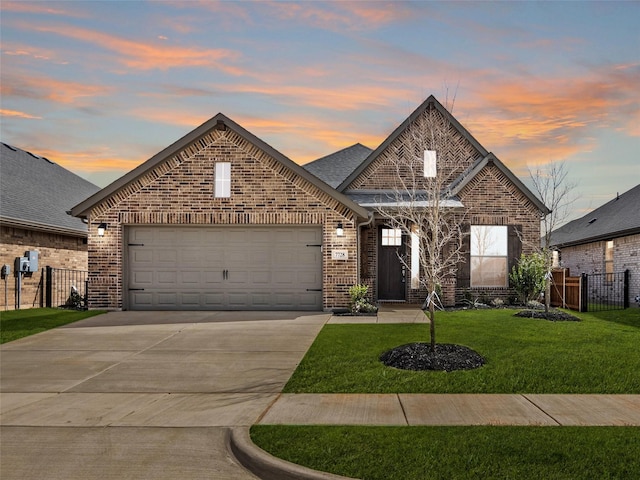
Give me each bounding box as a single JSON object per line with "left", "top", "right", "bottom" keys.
{"left": 356, "top": 211, "right": 375, "bottom": 284}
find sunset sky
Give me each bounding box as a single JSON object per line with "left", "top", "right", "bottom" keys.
{"left": 1, "top": 1, "right": 638, "bottom": 221}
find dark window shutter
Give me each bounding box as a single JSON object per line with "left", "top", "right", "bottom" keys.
{"left": 457, "top": 224, "right": 471, "bottom": 288}
{"left": 508, "top": 225, "right": 523, "bottom": 274}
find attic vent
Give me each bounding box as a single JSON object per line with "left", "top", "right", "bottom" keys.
{"left": 2, "top": 143, "right": 17, "bottom": 151}
{"left": 27, "top": 151, "right": 39, "bottom": 159}
{"left": 588, "top": 218, "right": 597, "bottom": 224}
{"left": 42, "top": 157, "right": 54, "bottom": 164}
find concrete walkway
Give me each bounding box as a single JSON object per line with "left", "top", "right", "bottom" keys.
{"left": 2, "top": 306, "right": 639, "bottom": 480}
{"left": 1, "top": 311, "right": 328, "bottom": 480}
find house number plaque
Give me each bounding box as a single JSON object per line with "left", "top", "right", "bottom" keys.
{"left": 332, "top": 249, "right": 349, "bottom": 260}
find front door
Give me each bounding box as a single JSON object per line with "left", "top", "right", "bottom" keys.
{"left": 378, "top": 227, "right": 406, "bottom": 300}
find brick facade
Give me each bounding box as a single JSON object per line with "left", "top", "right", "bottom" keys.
{"left": 86, "top": 128, "right": 360, "bottom": 311}
{"left": 347, "top": 107, "right": 542, "bottom": 307}
{"left": 0, "top": 225, "right": 88, "bottom": 309}
{"left": 559, "top": 233, "right": 640, "bottom": 307}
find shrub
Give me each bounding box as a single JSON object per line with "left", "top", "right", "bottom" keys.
{"left": 510, "top": 252, "right": 547, "bottom": 305}
{"left": 349, "top": 284, "right": 377, "bottom": 314}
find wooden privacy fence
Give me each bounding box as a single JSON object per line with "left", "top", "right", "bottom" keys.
{"left": 551, "top": 268, "right": 630, "bottom": 312}
{"left": 550, "top": 269, "right": 582, "bottom": 311}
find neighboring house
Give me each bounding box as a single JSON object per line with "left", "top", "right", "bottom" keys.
{"left": 71, "top": 96, "right": 548, "bottom": 311}
{"left": 549, "top": 184, "right": 640, "bottom": 307}
{"left": 0, "top": 143, "right": 100, "bottom": 309}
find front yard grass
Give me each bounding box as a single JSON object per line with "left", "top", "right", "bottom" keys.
{"left": 284, "top": 308, "right": 640, "bottom": 394}
{"left": 251, "top": 425, "right": 640, "bottom": 480}
{"left": 0, "top": 308, "right": 106, "bottom": 344}
{"left": 257, "top": 309, "right": 639, "bottom": 479}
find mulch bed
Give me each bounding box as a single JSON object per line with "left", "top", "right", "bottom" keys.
{"left": 380, "top": 343, "right": 485, "bottom": 372}
{"left": 514, "top": 309, "right": 581, "bottom": 321}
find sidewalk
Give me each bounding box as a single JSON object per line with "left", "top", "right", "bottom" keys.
{"left": 259, "top": 393, "right": 640, "bottom": 427}
{"left": 271, "top": 304, "right": 640, "bottom": 428}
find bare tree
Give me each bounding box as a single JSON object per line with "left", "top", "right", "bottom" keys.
{"left": 375, "top": 105, "right": 468, "bottom": 352}
{"left": 528, "top": 162, "right": 578, "bottom": 312}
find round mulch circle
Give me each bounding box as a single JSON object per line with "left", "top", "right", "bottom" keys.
{"left": 380, "top": 343, "right": 485, "bottom": 372}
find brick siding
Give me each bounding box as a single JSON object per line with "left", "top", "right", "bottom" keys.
{"left": 559, "top": 233, "right": 640, "bottom": 307}
{"left": 86, "top": 129, "right": 359, "bottom": 311}
{"left": 0, "top": 225, "right": 88, "bottom": 309}
{"left": 347, "top": 106, "right": 542, "bottom": 307}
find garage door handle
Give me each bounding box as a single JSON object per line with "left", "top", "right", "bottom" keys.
{"left": 223, "top": 269, "right": 228, "bottom": 280}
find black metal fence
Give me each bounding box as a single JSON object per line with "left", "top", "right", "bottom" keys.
{"left": 45, "top": 266, "right": 88, "bottom": 310}
{"left": 581, "top": 270, "right": 629, "bottom": 312}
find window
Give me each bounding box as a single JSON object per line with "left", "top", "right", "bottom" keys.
{"left": 411, "top": 224, "right": 420, "bottom": 289}
{"left": 470, "top": 225, "right": 508, "bottom": 287}
{"left": 605, "top": 240, "right": 614, "bottom": 281}
{"left": 214, "top": 162, "right": 230, "bottom": 198}
{"left": 381, "top": 228, "right": 402, "bottom": 246}
{"left": 423, "top": 150, "right": 437, "bottom": 178}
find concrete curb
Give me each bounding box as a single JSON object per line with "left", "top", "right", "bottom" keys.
{"left": 227, "top": 427, "right": 357, "bottom": 480}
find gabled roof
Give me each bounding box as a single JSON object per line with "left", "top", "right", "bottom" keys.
{"left": 447, "top": 153, "right": 550, "bottom": 214}
{"left": 303, "top": 143, "right": 372, "bottom": 188}
{"left": 550, "top": 184, "right": 640, "bottom": 248}
{"left": 0, "top": 143, "right": 100, "bottom": 236}
{"left": 332, "top": 95, "right": 548, "bottom": 215}
{"left": 336, "top": 95, "right": 489, "bottom": 192}
{"left": 71, "top": 114, "right": 369, "bottom": 220}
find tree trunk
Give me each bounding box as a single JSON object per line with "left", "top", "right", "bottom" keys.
{"left": 429, "top": 299, "right": 436, "bottom": 352}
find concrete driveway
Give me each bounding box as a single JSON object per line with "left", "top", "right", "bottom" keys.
{"left": 0, "top": 310, "right": 329, "bottom": 480}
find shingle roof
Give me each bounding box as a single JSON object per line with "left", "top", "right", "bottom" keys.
{"left": 550, "top": 184, "right": 640, "bottom": 247}
{"left": 0, "top": 143, "right": 100, "bottom": 235}
{"left": 303, "top": 143, "right": 372, "bottom": 188}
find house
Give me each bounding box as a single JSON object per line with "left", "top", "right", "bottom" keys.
{"left": 550, "top": 184, "right": 640, "bottom": 307}
{"left": 0, "top": 143, "right": 100, "bottom": 309}
{"left": 71, "top": 96, "right": 548, "bottom": 311}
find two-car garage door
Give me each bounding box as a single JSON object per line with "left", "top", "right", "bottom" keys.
{"left": 126, "top": 226, "right": 322, "bottom": 310}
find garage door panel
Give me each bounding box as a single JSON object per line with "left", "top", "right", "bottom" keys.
{"left": 131, "top": 271, "right": 153, "bottom": 286}
{"left": 127, "top": 226, "right": 322, "bottom": 311}
{"left": 157, "top": 292, "right": 177, "bottom": 306}
{"left": 157, "top": 271, "right": 177, "bottom": 285}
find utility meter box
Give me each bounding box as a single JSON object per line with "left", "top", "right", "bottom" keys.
{"left": 15, "top": 257, "right": 30, "bottom": 273}
{"left": 25, "top": 250, "right": 38, "bottom": 272}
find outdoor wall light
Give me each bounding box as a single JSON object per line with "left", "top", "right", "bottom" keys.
{"left": 97, "top": 223, "right": 107, "bottom": 237}
{"left": 336, "top": 222, "right": 344, "bottom": 237}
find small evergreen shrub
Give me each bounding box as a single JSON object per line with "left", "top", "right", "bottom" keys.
{"left": 510, "top": 252, "right": 547, "bottom": 305}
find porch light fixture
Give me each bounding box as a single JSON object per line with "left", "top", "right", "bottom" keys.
{"left": 336, "top": 222, "right": 344, "bottom": 237}
{"left": 97, "top": 223, "right": 107, "bottom": 237}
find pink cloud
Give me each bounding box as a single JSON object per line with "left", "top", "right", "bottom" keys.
{"left": 0, "top": 1, "right": 89, "bottom": 18}
{"left": 2, "top": 75, "right": 114, "bottom": 105}
{"left": 0, "top": 108, "right": 42, "bottom": 119}
{"left": 27, "top": 22, "right": 241, "bottom": 72}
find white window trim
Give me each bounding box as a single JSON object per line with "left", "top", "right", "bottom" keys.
{"left": 423, "top": 150, "right": 437, "bottom": 178}
{"left": 470, "top": 225, "right": 508, "bottom": 288}
{"left": 214, "top": 162, "right": 231, "bottom": 198}
{"left": 411, "top": 224, "right": 420, "bottom": 289}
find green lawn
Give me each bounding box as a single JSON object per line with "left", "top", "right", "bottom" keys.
{"left": 284, "top": 308, "right": 640, "bottom": 394}
{"left": 251, "top": 425, "right": 640, "bottom": 480}
{"left": 257, "top": 309, "right": 639, "bottom": 479}
{"left": 0, "top": 308, "right": 106, "bottom": 344}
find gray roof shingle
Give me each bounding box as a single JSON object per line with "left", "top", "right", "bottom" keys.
{"left": 302, "top": 143, "right": 372, "bottom": 188}
{"left": 550, "top": 184, "right": 640, "bottom": 247}
{"left": 1, "top": 143, "right": 100, "bottom": 235}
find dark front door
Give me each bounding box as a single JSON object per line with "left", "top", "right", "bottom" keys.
{"left": 378, "top": 227, "right": 406, "bottom": 300}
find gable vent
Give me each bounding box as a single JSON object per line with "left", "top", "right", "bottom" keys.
{"left": 588, "top": 218, "right": 597, "bottom": 224}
